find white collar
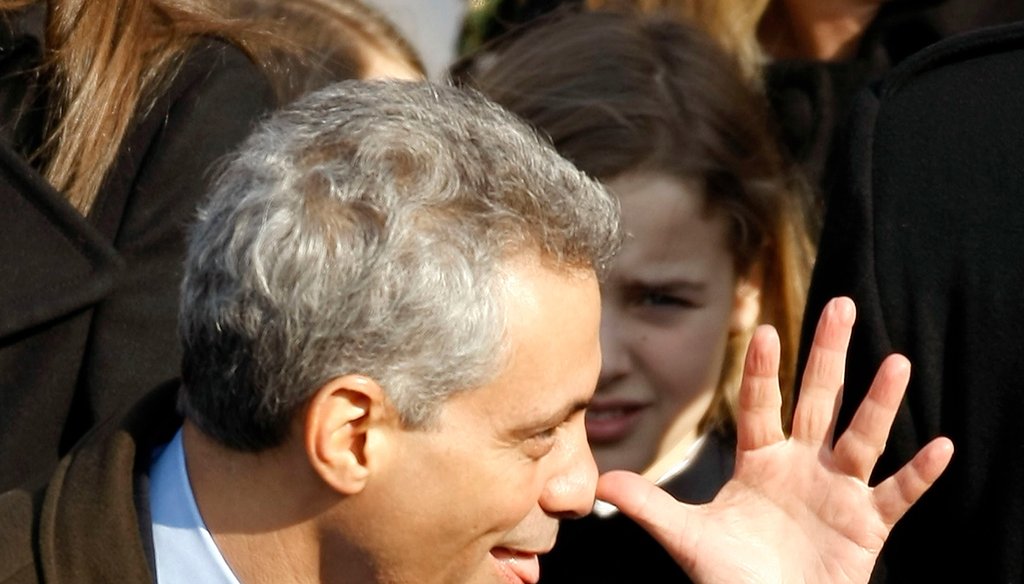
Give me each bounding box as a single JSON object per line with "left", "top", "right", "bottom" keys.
{"left": 591, "top": 433, "right": 709, "bottom": 519}
{"left": 150, "top": 428, "right": 242, "bottom": 584}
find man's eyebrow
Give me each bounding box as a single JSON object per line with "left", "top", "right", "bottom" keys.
{"left": 561, "top": 398, "right": 592, "bottom": 420}
{"left": 514, "top": 398, "right": 591, "bottom": 437}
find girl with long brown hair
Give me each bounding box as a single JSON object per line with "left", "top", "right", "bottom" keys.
{"left": 459, "top": 9, "right": 814, "bottom": 581}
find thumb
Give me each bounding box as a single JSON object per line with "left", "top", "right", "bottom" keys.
{"left": 596, "top": 470, "right": 703, "bottom": 572}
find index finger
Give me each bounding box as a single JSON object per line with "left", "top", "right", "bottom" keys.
{"left": 791, "top": 297, "right": 856, "bottom": 445}
{"left": 596, "top": 471, "right": 700, "bottom": 571}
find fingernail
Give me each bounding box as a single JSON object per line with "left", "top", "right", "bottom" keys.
{"left": 832, "top": 297, "right": 855, "bottom": 322}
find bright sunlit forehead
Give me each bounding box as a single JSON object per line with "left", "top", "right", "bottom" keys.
{"left": 474, "top": 251, "right": 603, "bottom": 432}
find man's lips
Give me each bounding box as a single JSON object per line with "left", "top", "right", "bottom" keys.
{"left": 585, "top": 400, "right": 650, "bottom": 444}
{"left": 491, "top": 547, "right": 542, "bottom": 584}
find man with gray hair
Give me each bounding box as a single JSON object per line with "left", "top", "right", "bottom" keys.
{"left": 0, "top": 81, "right": 951, "bottom": 584}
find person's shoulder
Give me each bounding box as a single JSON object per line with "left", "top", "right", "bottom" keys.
{"left": 164, "top": 37, "right": 274, "bottom": 108}
{"left": 0, "top": 488, "right": 44, "bottom": 584}
{"left": 0, "top": 382, "right": 181, "bottom": 584}
{"left": 180, "top": 37, "right": 261, "bottom": 78}
{"left": 873, "top": 19, "right": 1024, "bottom": 100}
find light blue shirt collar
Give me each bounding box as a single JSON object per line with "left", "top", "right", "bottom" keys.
{"left": 150, "top": 428, "right": 242, "bottom": 584}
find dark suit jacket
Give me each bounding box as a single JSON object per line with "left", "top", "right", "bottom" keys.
{"left": 798, "top": 21, "right": 1024, "bottom": 582}
{"left": 0, "top": 12, "right": 274, "bottom": 492}
{"left": 0, "top": 380, "right": 180, "bottom": 584}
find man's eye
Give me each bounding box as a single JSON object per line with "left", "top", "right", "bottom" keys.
{"left": 533, "top": 427, "right": 558, "bottom": 441}
{"left": 523, "top": 427, "right": 558, "bottom": 459}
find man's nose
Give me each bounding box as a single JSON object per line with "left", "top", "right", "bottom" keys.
{"left": 539, "top": 419, "right": 599, "bottom": 519}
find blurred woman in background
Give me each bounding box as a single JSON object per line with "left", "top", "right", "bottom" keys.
{"left": 0, "top": 0, "right": 280, "bottom": 491}
{"left": 0, "top": 0, "right": 425, "bottom": 493}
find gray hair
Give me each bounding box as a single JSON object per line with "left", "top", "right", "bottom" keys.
{"left": 179, "top": 80, "right": 620, "bottom": 451}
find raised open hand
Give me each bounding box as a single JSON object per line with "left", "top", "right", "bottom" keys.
{"left": 596, "top": 297, "right": 953, "bottom": 584}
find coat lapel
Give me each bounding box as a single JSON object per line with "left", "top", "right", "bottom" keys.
{"left": 0, "top": 138, "right": 123, "bottom": 340}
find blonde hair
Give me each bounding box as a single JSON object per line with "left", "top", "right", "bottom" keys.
{"left": 1, "top": 0, "right": 260, "bottom": 214}
{"left": 712, "top": 191, "right": 812, "bottom": 435}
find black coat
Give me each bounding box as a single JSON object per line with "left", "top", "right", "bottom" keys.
{"left": 765, "top": 0, "right": 1024, "bottom": 235}
{"left": 798, "top": 21, "right": 1024, "bottom": 583}
{"left": 0, "top": 381, "right": 181, "bottom": 584}
{"left": 0, "top": 14, "right": 274, "bottom": 492}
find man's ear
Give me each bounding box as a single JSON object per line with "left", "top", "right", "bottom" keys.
{"left": 304, "top": 374, "right": 387, "bottom": 495}
{"left": 730, "top": 263, "right": 763, "bottom": 335}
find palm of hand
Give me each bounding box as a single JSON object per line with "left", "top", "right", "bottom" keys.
{"left": 598, "top": 298, "right": 952, "bottom": 584}
{"left": 685, "top": 442, "right": 886, "bottom": 584}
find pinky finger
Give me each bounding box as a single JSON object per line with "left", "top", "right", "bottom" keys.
{"left": 873, "top": 437, "right": 954, "bottom": 529}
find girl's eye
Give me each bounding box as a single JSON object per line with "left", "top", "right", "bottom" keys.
{"left": 632, "top": 288, "right": 696, "bottom": 309}
{"left": 641, "top": 291, "right": 686, "bottom": 306}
